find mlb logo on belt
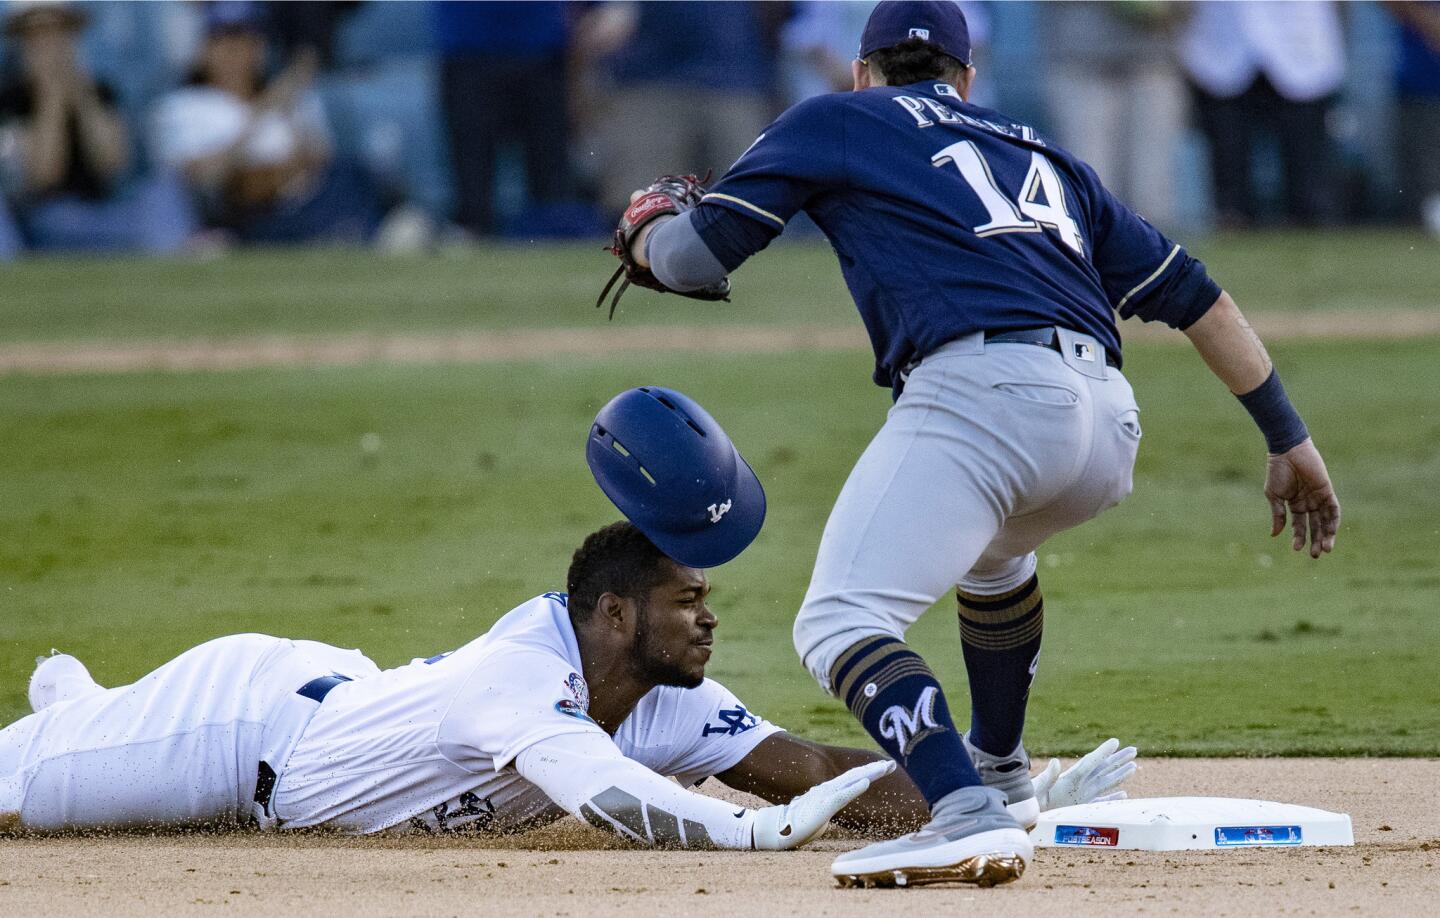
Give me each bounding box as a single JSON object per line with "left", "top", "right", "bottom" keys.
{"left": 1074, "top": 342, "right": 1096, "bottom": 362}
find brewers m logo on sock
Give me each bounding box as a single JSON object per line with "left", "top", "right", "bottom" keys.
{"left": 878, "top": 685, "right": 944, "bottom": 757}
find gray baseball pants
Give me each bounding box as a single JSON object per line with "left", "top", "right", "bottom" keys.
{"left": 793, "top": 329, "right": 1142, "bottom": 690}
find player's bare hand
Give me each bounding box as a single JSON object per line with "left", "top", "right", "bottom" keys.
{"left": 751, "top": 760, "right": 895, "bottom": 850}
{"left": 1264, "top": 439, "right": 1340, "bottom": 559}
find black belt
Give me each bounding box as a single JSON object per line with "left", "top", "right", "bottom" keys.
{"left": 254, "top": 674, "right": 353, "bottom": 812}
{"left": 985, "top": 327, "right": 1119, "bottom": 369}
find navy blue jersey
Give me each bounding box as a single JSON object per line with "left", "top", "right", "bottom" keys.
{"left": 695, "top": 81, "right": 1220, "bottom": 390}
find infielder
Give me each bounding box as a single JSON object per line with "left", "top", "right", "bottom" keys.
{"left": 0, "top": 522, "right": 1132, "bottom": 843}
{"left": 605, "top": 0, "right": 1341, "bottom": 888}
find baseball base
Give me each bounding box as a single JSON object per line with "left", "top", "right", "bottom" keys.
{"left": 1031, "top": 797, "right": 1354, "bottom": 851}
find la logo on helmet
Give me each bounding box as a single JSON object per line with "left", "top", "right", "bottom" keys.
{"left": 707, "top": 500, "right": 733, "bottom": 523}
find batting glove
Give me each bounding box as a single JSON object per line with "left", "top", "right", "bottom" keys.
{"left": 1032, "top": 738, "right": 1138, "bottom": 812}
{"left": 751, "top": 760, "right": 895, "bottom": 850}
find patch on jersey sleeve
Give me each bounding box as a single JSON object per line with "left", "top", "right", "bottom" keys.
{"left": 555, "top": 699, "right": 597, "bottom": 724}
{"left": 564, "top": 672, "right": 590, "bottom": 709}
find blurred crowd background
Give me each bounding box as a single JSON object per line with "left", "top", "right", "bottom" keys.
{"left": 1, "top": 0, "right": 1437, "bottom": 262}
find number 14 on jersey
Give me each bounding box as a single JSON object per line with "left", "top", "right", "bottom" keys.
{"left": 933, "top": 140, "right": 1085, "bottom": 256}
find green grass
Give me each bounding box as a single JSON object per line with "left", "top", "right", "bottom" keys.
{"left": 0, "top": 230, "right": 1436, "bottom": 343}
{"left": 3, "top": 335, "right": 1437, "bottom": 755}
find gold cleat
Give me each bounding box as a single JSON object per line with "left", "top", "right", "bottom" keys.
{"left": 834, "top": 853, "right": 1027, "bottom": 889}
{"left": 830, "top": 791, "right": 1034, "bottom": 889}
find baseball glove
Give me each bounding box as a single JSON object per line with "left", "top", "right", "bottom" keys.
{"left": 597, "top": 173, "right": 731, "bottom": 320}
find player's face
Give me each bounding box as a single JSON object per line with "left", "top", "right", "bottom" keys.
{"left": 630, "top": 562, "right": 716, "bottom": 689}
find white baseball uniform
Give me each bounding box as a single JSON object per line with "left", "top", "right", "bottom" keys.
{"left": 0, "top": 593, "right": 781, "bottom": 845}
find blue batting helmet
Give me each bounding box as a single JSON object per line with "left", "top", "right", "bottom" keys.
{"left": 586, "top": 387, "right": 766, "bottom": 568}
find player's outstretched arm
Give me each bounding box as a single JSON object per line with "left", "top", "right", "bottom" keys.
{"left": 595, "top": 179, "right": 734, "bottom": 318}
{"left": 614, "top": 94, "right": 844, "bottom": 300}
{"left": 718, "top": 733, "right": 932, "bottom": 836}
{"left": 1182, "top": 292, "right": 1341, "bottom": 558}
{"left": 718, "top": 734, "right": 1141, "bottom": 835}
{"left": 515, "top": 731, "right": 886, "bottom": 850}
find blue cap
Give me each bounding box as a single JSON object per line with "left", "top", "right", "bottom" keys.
{"left": 858, "top": 1, "right": 972, "bottom": 66}
{"left": 587, "top": 387, "right": 766, "bottom": 569}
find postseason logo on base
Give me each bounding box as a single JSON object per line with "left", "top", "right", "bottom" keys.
{"left": 1055, "top": 825, "right": 1120, "bottom": 847}
{"left": 1214, "top": 825, "right": 1303, "bottom": 846}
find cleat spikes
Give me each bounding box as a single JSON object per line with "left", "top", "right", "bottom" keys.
{"left": 832, "top": 854, "right": 1026, "bottom": 890}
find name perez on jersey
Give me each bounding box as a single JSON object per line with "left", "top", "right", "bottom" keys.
{"left": 890, "top": 87, "right": 1045, "bottom": 144}
{"left": 697, "top": 81, "right": 1222, "bottom": 391}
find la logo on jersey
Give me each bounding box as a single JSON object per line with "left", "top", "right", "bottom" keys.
{"left": 878, "top": 685, "right": 943, "bottom": 757}
{"left": 707, "top": 499, "right": 732, "bottom": 523}
{"left": 702, "top": 705, "right": 760, "bottom": 737}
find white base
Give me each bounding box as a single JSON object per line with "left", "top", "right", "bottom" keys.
{"left": 1031, "top": 797, "right": 1353, "bottom": 851}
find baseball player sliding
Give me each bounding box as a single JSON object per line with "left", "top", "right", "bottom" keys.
{"left": 0, "top": 520, "right": 1132, "bottom": 843}
{"left": 605, "top": 0, "right": 1340, "bottom": 890}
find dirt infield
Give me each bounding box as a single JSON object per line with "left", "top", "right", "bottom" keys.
{"left": 2, "top": 307, "right": 1438, "bottom": 375}
{"left": 2, "top": 758, "right": 1436, "bottom": 917}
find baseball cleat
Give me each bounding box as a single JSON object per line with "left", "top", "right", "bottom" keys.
{"left": 28, "top": 652, "right": 102, "bottom": 713}
{"left": 831, "top": 786, "right": 1032, "bottom": 889}
{"left": 964, "top": 732, "right": 1039, "bottom": 829}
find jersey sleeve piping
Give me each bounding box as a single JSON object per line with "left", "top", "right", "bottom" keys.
{"left": 700, "top": 193, "right": 786, "bottom": 229}
{"left": 1114, "top": 243, "right": 1182, "bottom": 311}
